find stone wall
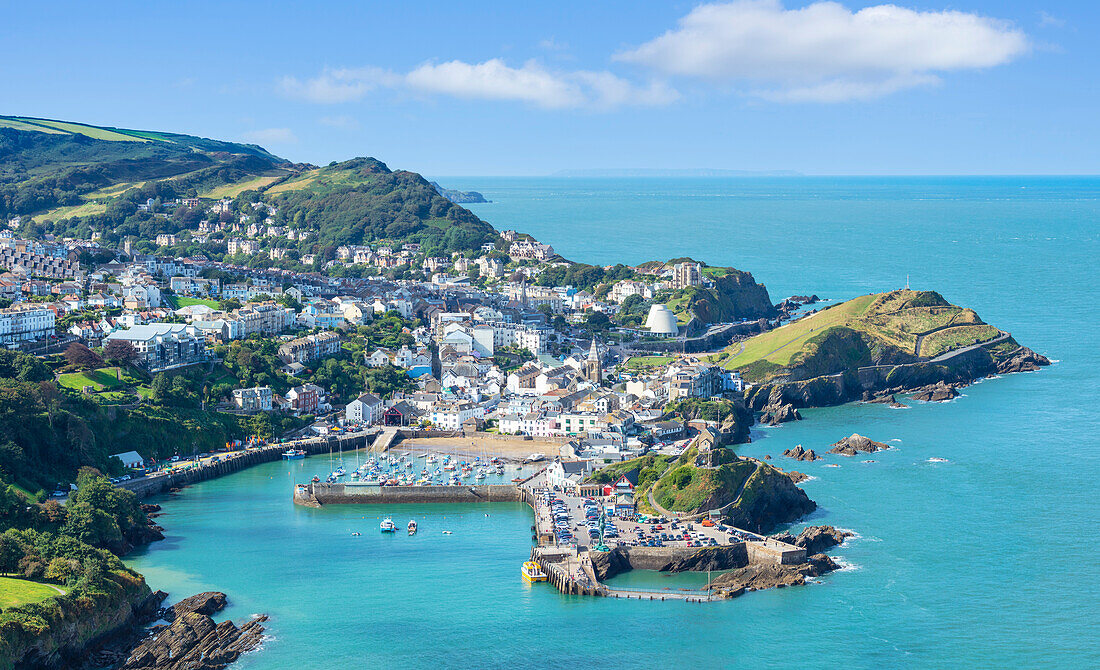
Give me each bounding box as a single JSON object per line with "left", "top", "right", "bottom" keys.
{"left": 121, "top": 433, "right": 371, "bottom": 499}
{"left": 304, "top": 482, "right": 523, "bottom": 505}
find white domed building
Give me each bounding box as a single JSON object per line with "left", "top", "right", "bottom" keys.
{"left": 644, "top": 304, "right": 679, "bottom": 337}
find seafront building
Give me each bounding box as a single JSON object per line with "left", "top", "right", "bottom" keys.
{"left": 0, "top": 303, "right": 55, "bottom": 344}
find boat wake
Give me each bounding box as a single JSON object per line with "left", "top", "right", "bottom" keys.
{"left": 927, "top": 457, "right": 950, "bottom": 463}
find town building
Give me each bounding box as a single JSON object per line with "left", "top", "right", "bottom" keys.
{"left": 0, "top": 303, "right": 56, "bottom": 344}
{"left": 345, "top": 393, "right": 384, "bottom": 424}
{"left": 232, "top": 386, "right": 273, "bottom": 412}
{"left": 277, "top": 331, "right": 341, "bottom": 365}
{"left": 104, "top": 323, "right": 206, "bottom": 372}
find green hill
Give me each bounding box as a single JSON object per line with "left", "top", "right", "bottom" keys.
{"left": 0, "top": 116, "right": 498, "bottom": 258}
{"left": 0, "top": 115, "right": 293, "bottom": 221}
{"left": 716, "top": 289, "right": 1004, "bottom": 383}
{"left": 263, "top": 157, "right": 498, "bottom": 253}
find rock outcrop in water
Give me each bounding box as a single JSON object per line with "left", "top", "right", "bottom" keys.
{"left": 782, "top": 445, "right": 821, "bottom": 461}
{"left": 119, "top": 592, "right": 267, "bottom": 670}
{"left": 911, "top": 382, "right": 959, "bottom": 402}
{"left": 827, "top": 434, "right": 891, "bottom": 456}
{"left": 705, "top": 554, "right": 840, "bottom": 597}
{"left": 771, "top": 525, "right": 852, "bottom": 555}
{"left": 760, "top": 388, "right": 803, "bottom": 425}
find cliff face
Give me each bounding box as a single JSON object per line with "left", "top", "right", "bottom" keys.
{"left": 744, "top": 341, "right": 1047, "bottom": 412}
{"left": 0, "top": 571, "right": 157, "bottom": 670}
{"left": 784, "top": 327, "right": 918, "bottom": 382}
{"left": 686, "top": 270, "right": 777, "bottom": 323}
{"left": 724, "top": 464, "right": 817, "bottom": 534}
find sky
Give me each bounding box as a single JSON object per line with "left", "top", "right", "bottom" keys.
{"left": 1, "top": 1, "right": 1096, "bottom": 175}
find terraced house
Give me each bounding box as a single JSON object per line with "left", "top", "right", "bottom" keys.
{"left": 277, "top": 331, "right": 341, "bottom": 365}
{"left": 0, "top": 303, "right": 55, "bottom": 344}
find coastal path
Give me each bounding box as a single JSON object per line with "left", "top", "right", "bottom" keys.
{"left": 926, "top": 330, "right": 1010, "bottom": 362}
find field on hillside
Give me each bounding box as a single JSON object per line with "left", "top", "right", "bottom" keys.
{"left": 0, "top": 117, "right": 67, "bottom": 134}
{"left": 722, "top": 294, "right": 877, "bottom": 369}
{"left": 719, "top": 289, "right": 1000, "bottom": 376}
{"left": 35, "top": 201, "right": 108, "bottom": 222}
{"left": 0, "top": 577, "right": 61, "bottom": 609}
{"left": 265, "top": 164, "right": 380, "bottom": 195}
{"left": 57, "top": 367, "right": 137, "bottom": 392}
{"left": 201, "top": 174, "right": 283, "bottom": 198}
{"left": 13, "top": 117, "right": 148, "bottom": 142}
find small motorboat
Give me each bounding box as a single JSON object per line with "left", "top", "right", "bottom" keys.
{"left": 521, "top": 561, "right": 547, "bottom": 584}
{"left": 408, "top": 520, "right": 417, "bottom": 534}
{"left": 442, "top": 530, "right": 453, "bottom": 535}
{"left": 380, "top": 518, "right": 397, "bottom": 533}
{"left": 282, "top": 449, "right": 306, "bottom": 460}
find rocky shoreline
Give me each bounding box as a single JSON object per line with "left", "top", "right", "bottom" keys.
{"left": 705, "top": 526, "right": 852, "bottom": 598}
{"left": 87, "top": 591, "right": 268, "bottom": 670}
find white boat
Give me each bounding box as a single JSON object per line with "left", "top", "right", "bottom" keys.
{"left": 524, "top": 453, "right": 546, "bottom": 463}
{"left": 408, "top": 520, "right": 417, "bottom": 534}
{"left": 380, "top": 518, "right": 397, "bottom": 533}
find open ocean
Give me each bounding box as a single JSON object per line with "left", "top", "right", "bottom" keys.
{"left": 128, "top": 177, "right": 1100, "bottom": 668}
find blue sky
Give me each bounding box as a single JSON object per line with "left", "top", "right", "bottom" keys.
{"left": 1, "top": 1, "right": 1095, "bottom": 175}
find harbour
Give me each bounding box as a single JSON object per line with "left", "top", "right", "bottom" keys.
{"left": 292, "top": 457, "right": 807, "bottom": 601}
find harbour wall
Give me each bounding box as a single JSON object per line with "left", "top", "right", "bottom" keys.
{"left": 300, "top": 482, "right": 524, "bottom": 505}
{"left": 121, "top": 433, "right": 372, "bottom": 499}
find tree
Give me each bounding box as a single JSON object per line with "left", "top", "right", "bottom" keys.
{"left": 63, "top": 343, "right": 103, "bottom": 370}
{"left": 103, "top": 339, "right": 139, "bottom": 366}
{"left": 0, "top": 534, "right": 23, "bottom": 574}
{"left": 585, "top": 311, "right": 611, "bottom": 332}
{"left": 151, "top": 372, "right": 170, "bottom": 403}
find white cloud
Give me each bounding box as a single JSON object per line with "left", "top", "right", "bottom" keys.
{"left": 405, "top": 59, "right": 677, "bottom": 109}
{"left": 1038, "top": 11, "right": 1065, "bottom": 28}
{"left": 616, "top": 0, "right": 1029, "bottom": 102}
{"left": 278, "top": 67, "right": 397, "bottom": 103}
{"left": 242, "top": 128, "right": 297, "bottom": 144}
{"left": 318, "top": 115, "right": 359, "bottom": 129}
{"left": 538, "top": 38, "right": 569, "bottom": 51}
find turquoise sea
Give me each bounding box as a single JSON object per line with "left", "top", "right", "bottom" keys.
{"left": 128, "top": 177, "right": 1100, "bottom": 668}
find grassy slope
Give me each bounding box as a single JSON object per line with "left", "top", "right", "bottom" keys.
{"left": 0, "top": 577, "right": 60, "bottom": 609}
{"left": 13, "top": 118, "right": 148, "bottom": 142}
{"left": 57, "top": 367, "right": 130, "bottom": 392}
{"left": 265, "top": 162, "right": 376, "bottom": 195}
{"left": 724, "top": 294, "right": 877, "bottom": 369}
{"left": 719, "top": 290, "right": 1002, "bottom": 382}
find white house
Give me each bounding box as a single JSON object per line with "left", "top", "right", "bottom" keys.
{"left": 110, "top": 451, "right": 146, "bottom": 470}
{"left": 345, "top": 393, "right": 384, "bottom": 424}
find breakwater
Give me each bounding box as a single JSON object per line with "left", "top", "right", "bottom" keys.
{"left": 122, "top": 433, "right": 373, "bottom": 499}
{"left": 296, "top": 481, "right": 523, "bottom": 506}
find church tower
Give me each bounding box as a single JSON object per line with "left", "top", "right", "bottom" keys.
{"left": 584, "top": 338, "right": 602, "bottom": 383}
